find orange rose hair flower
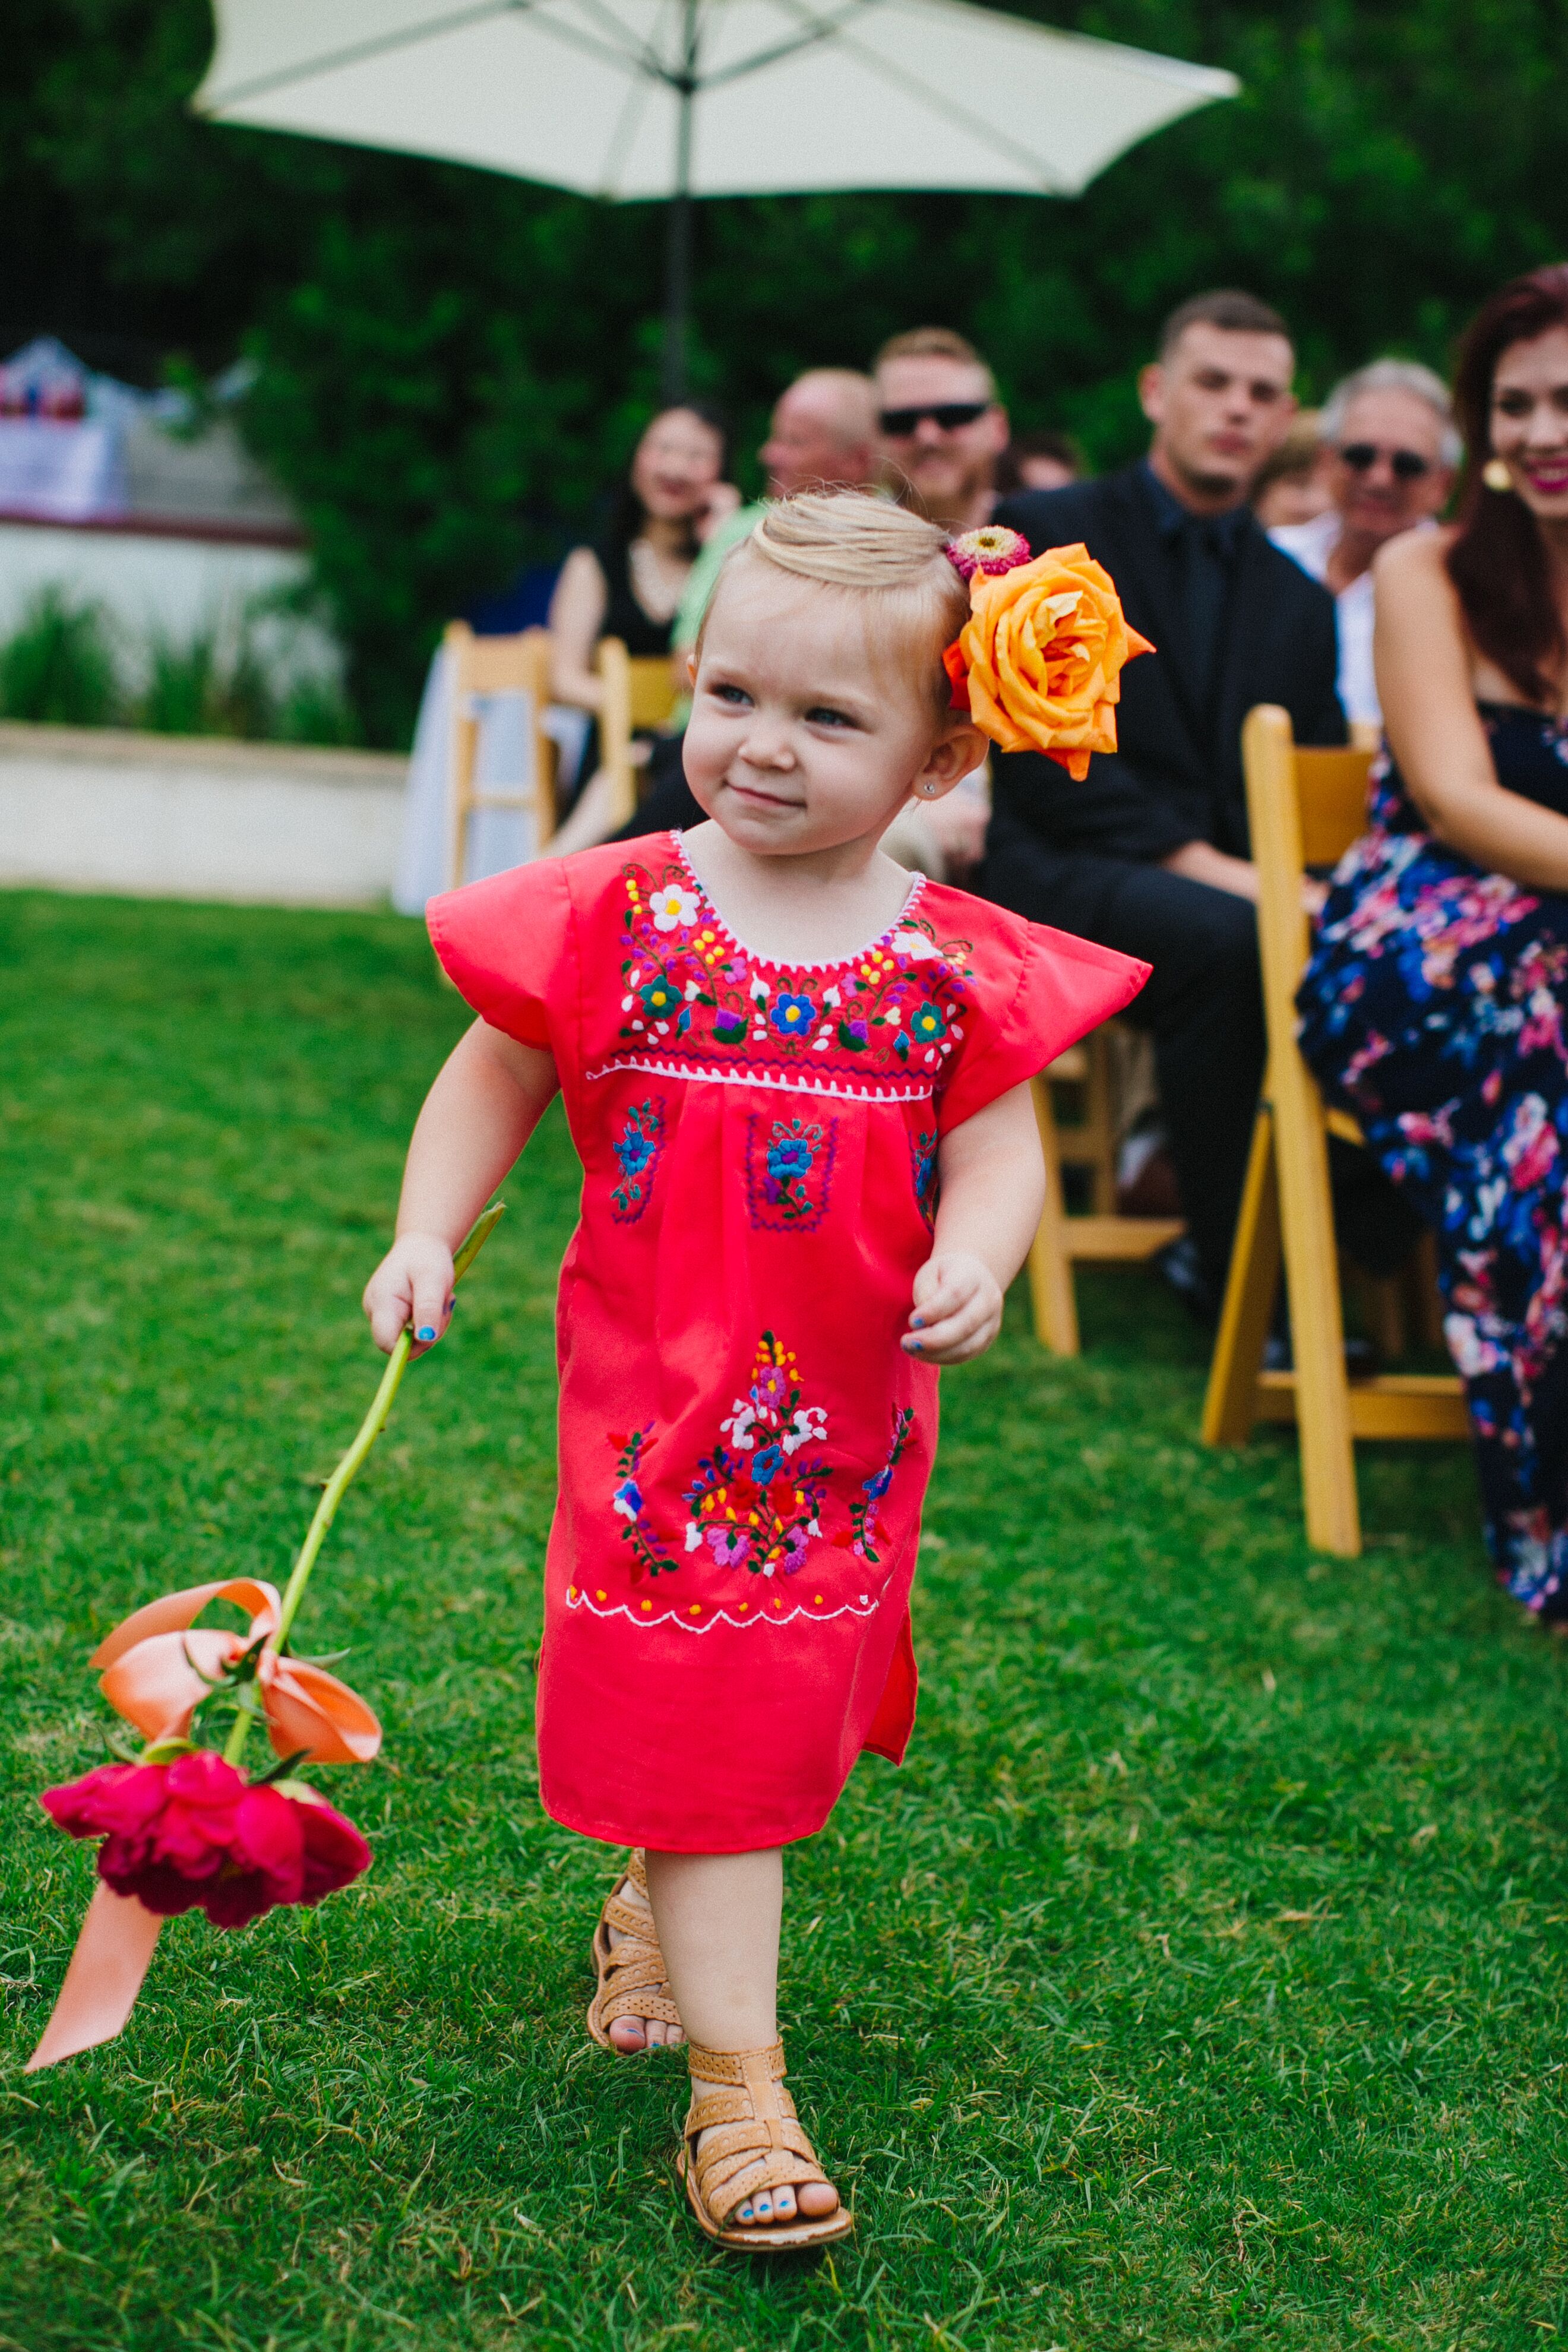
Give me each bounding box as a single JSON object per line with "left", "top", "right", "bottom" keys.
{"left": 943, "top": 532, "right": 1154, "bottom": 780}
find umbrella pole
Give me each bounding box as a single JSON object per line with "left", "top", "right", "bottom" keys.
{"left": 661, "top": 0, "right": 699, "bottom": 403}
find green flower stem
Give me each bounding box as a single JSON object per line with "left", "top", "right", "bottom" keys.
{"left": 225, "top": 1203, "right": 505, "bottom": 1769}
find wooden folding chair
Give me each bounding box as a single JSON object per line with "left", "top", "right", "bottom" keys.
{"left": 1027, "top": 1026, "right": 1185, "bottom": 1355}
{"left": 599, "top": 639, "right": 681, "bottom": 831}
{"left": 444, "top": 622, "right": 558, "bottom": 892}
{"left": 1201, "top": 704, "right": 1467, "bottom": 1554}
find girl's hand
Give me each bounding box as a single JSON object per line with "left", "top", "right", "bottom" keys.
{"left": 363, "top": 1232, "right": 456, "bottom": 1357}
{"left": 902, "top": 1251, "right": 1004, "bottom": 1365}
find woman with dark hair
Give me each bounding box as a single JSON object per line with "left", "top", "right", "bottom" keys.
{"left": 1299, "top": 264, "right": 1568, "bottom": 1617}
{"left": 548, "top": 401, "right": 734, "bottom": 714}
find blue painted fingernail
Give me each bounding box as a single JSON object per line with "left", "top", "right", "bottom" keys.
{"left": 911, "top": 1316, "right": 925, "bottom": 1328}
{"left": 416, "top": 1326, "right": 436, "bottom": 1342}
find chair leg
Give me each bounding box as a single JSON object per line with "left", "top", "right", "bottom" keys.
{"left": 1274, "top": 1064, "right": 1361, "bottom": 1557}
{"left": 1028, "top": 1076, "right": 1080, "bottom": 1355}
{"left": 1084, "top": 1029, "right": 1118, "bottom": 1216}
{"left": 1202, "top": 1108, "right": 1281, "bottom": 1446}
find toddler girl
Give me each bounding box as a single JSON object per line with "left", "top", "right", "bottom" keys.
{"left": 363, "top": 491, "right": 1147, "bottom": 2250}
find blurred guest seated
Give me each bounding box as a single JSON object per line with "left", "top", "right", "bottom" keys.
{"left": 1270, "top": 362, "right": 1457, "bottom": 733}
{"left": 1297, "top": 266, "right": 1568, "bottom": 1616}
{"left": 874, "top": 327, "right": 1009, "bottom": 532}
{"left": 983, "top": 289, "right": 1417, "bottom": 1319}
{"left": 393, "top": 399, "right": 732, "bottom": 908}
{"left": 995, "top": 428, "right": 1082, "bottom": 495}
{"left": 1251, "top": 409, "right": 1333, "bottom": 528}
{"left": 548, "top": 400, "right": 734, "bottom": 714}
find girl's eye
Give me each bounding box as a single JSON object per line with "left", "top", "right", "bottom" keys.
{"left": 1494, "top": 391, "right": 1533, "bottom": 416}
{"left": 805, "top": 706, "right": 856, "bottom": 729}
{"left": 710, "top": 682, "right": 751, "bottom": 706}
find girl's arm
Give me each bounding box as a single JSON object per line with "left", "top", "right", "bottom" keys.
{"left": 903, "top": 1080, "right": 1045, "bottom": 1365}
{"left": 547, "top": 546, "right": 611, "bottom": 712}
{"left": 1376, "top": 529, "right": 1568, "bottom": 892}
{"left": 362, "top": 1020, "right": 559, "bottom": 1354}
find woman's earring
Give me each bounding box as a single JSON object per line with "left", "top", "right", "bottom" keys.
{"left": 919, "top": 780, "right": 941, "bottom": 798}
{"left": 1483, "top": 457, "right": 1514, "bottom": 493}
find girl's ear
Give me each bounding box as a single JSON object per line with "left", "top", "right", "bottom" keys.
{"left": 685, "top": 649, "right": 698, "bottom": 688}
{"left": 914, "top": 720, "right": 988, "bottom": 800}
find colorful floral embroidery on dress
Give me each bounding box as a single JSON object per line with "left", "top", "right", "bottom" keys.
{"left": 683, "top": 1335, "right": 833, "bottom": 1576}
{"left": 909, "top": 1127, "right": 939, "bottom": 1228}
{"left": 603, "top": 845, "right": 976, "bottom": 1101}
{"left": 608, "top": 1428, "right": 676, "bottom": 1580}
{"left": 603, "top": 1337, "right": 923, "bottom": 1594}
{"left": 745, "top": 1112, "right": 838, "bottom": 1232}
{"left": 610, "top": 1096, "right": 667, "bottom": 1222}
{"left": 841, "top": 1408, "right": 915, "bottom": 1564}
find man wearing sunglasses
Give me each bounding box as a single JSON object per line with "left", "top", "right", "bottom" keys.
{"left": 874, "top": 327, "right": 1010, "bottom": 532}
{"left": 1270, "top": 361, "right": 1458, "bottom": 731}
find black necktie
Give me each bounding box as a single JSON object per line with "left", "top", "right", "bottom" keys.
{"left": 1174, "top": 514, "right": 1232, "bottom": 715}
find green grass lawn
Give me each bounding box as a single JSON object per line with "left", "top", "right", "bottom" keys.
{"left": 4, "top": 888, "right": 1567, "bottom": 2352}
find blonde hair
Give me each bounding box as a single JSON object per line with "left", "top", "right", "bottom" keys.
{"left": 707, "top": 489, "right": 971, "bottom": 717}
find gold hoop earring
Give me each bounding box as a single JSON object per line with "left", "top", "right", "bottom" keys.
{"left": 1483, "top": 457, "right": 1513, "bottom": 493}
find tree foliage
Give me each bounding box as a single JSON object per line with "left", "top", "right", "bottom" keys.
{"left": 8, "top": 0, "right": 1568, "bottom": 741}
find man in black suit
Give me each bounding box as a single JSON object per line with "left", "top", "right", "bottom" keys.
{"left": 984, "top": 288, "right": 1395, "bottom": 1316}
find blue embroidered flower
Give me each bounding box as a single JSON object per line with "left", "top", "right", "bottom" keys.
{"left": 640, "top": 975, "right": 680, "bottom": 1017}
{"left": 770, "top": 991, "right": 816, "bottom": 1038}
{"left": 752, "top": 1441, "right": 785, "bottom": 1486}
{"left": 615, "top": 1128, "right": 657, "bottom": 1179}
{"left": 909, "top": 1000, "right": 947, "bottom": 1044}
{"left": 862, "top": 1466, "right": 894, "bottom": 1502}
{"left": 613, "top": 1477, "right": 643, "bottom": 1519}
{"left": 767, "top": 1134, "right": 815, "bottom": 1186}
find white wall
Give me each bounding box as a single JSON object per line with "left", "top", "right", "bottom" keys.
{"left": 0, "top": 722, "right": 407, "bottom": 908}
{"left": 0, "top": 521, "right": 340, "bottom": 691}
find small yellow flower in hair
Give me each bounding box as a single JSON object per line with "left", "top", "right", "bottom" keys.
{"left": 944, "top": 538, "right": 1154, "bottom": 780}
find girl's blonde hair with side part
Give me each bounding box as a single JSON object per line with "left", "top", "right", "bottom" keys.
{"left": 704, "top": 489, "right": 973, "bottom": 719}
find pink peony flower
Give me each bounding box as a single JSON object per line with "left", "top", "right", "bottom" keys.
{"left": 41, "top": 1754, "right": 370, "bottom": 1930}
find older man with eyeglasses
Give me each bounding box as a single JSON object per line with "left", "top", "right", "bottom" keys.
{"left": 873, "top": 327, "right": 1010, "bottom": 532}
{"left": 1270, "top": 361, "right": 1458, "bottom": 732}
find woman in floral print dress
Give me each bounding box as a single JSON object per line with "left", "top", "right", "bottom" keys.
{"left": 1298, "top": 267, "right": 1568, "bottom": 1616}
{"left": 363, "top": 492, "right": 1147, "bottom": 2249}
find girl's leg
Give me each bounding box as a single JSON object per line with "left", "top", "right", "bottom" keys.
{"left": 644, "top": 1848, "right": 839, "bottom": 2226}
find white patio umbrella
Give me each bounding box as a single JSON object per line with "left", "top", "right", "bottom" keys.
{"left": 195, "top": 0, "right": 1237, "bottom": 394}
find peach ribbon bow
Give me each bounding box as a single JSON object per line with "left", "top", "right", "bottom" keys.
{"left": 93, "top": 1577, "right": 382, "bottom": 1763}
{"left": 24, "top": 1583, "right": 380, "bottom": 2073}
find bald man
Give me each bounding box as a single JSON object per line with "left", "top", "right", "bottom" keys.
{"left": 670, "top": 368, "right": 878, "bottom": 652}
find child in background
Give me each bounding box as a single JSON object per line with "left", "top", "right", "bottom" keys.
{"left": 363, "top": 492, "right": 1147, "bottom": 2250}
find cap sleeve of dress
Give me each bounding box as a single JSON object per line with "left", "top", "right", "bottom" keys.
{"left": 938, "top": 918, "right": 1149, "bottom": 1134}
{"left": 426, "top": 860, "right": 575, "bottom": 1054}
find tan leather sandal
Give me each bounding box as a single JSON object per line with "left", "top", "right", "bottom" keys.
{"left": 587, "top": 1849, "right": 684, "bottom": 2051}
{"left": 676, "top": 2040, "right": 852, "bottom": 2251}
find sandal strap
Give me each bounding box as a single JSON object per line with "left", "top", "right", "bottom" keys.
{"left": 687, "top": 2082, "right": 799, "bottom": 2133}
{"left": 600, "top": 1892, "right": 657, "bottom": 1940}
{"left": 684, "top": 2040, "right": 786, "bottom": 2086}
{"left": 624, "top": 1848, "right": 649, "bottom": 1895}
{"left": 684, "top": 2041, "right": 830, "bottom": 2224}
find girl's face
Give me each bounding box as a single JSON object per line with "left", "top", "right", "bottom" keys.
{"left": 630, "top": 408, "right": 725, "bottom": 521}
{"left": 683, "top": 559, "right": 983, "bottom": 858}
{"left": 1489, "top": 324, "right": 1568, "bottom": 516}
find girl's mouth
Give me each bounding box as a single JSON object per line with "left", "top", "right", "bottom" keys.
{"left": 1521, "top": 456, "right": 1568, "bottom": 496}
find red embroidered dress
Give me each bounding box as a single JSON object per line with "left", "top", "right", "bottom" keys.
{"left": 429, "top": 835, "right": 1146, "bottom": 1851}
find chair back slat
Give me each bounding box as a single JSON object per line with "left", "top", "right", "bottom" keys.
{"left": 628, "top": 655, "right": 679, "bottom": 732}
{"left": 1295, "top": 745, "right": 1377, "bottom": 867}
{"left": 444, "top": 620, "right": 558, "bottom": 890}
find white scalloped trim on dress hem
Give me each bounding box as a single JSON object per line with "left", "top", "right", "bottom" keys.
{"left": 564, "top": 1583, "right": 882, "bottom": 1634}
{"left": 584, "top": 1054, "right": 937, "bottom": 1103}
